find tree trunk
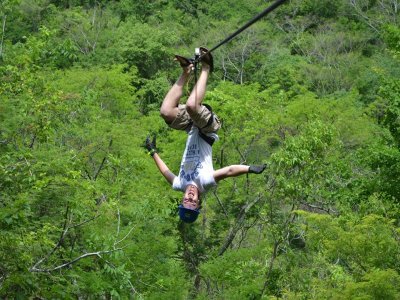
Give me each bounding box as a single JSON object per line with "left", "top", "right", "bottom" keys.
{"left": 0, "top": 15, "right": 6, "bottom": 59}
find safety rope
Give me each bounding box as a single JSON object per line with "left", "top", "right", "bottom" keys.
{"left": 190, "top": 0, "right": 288, "bottom": 137}
{"left": 194, "top": 0, "right": 288, "bottom": 63}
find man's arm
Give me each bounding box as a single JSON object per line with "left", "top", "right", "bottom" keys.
{"left": 144, "top": 135, "right": 176, "bottom": 185}
{"left": 152, "top": 152, "right": 176, "bottom": 185}
{"left": 213, "top": 164, "right": 266, "bottom": 183}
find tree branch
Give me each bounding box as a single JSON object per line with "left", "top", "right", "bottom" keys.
{"left": 114, "top": 225, "right": 136, "bottom": 248}
{"left": 299, "top": 201, "right": 338, "bottom": 215}
{"left": 101, "top": 257, "right": 140, "bottom": 296}
{"left": 30, "top": 206, "right": 71, "bottom": 271}
{"left": 30, "top": 208, "right": 100, "bottom": 272}
{"left": 0, "top": 15, "right": 6, "bottom": 59}
{"left": 93, "top": 138, "right": 113, "bottom": 180}
{"left": 261, "top": 204, "right": 297, "bottom": 296}
{"left": 349, "top": 0, "right": 380, "bottom": 34}
{"left": 30, "top": 247, "right": 125, "bottom": 273}
{"left": 69, "top": 214, "right": 100, "bottom": 229}
{"left": 261, "top": 240, "right": 281, "bottom": 297}
{"left": 218, "top": 195, "right": 261, "bottom": 256}
{"left": 213, "top": 190, "right": 229, "bottom": 218}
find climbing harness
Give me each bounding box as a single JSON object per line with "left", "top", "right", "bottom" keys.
{"left": 198, "top": 103, "right": 216, "bottom": 146}
{"left": 189, "top": 0, "right": 288, "bottom": 146}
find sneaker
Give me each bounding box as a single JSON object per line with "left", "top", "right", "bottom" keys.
{"left": 199, "top": 47, "right": 213, "bottom": 73}
{"left": 174, "top": 55, "right": 194, "bottom": 68}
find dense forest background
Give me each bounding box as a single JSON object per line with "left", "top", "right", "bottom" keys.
{"left": 1, "top": 0, "right": 400, "bottom": 298}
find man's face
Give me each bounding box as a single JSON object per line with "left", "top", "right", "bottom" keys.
{"left": 182, "top": 184, "right": 200, "bottom": 210}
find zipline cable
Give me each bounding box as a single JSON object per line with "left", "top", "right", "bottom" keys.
{"left": 191, "top": 0, "right": 288, "bottom": 107}
{"left": 195, "top": 0, "right": 288, "bottom": 62}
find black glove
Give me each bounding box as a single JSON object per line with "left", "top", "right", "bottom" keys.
{"left": 248, "top": 164, "right": 267, "bottom": 174}
{"left": 144, "top": 135, "right": 157, "bottom": 156}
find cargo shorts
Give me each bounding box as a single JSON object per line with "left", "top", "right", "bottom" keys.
{"left": 167, "top": 104, "right": 221, "bottom": 134}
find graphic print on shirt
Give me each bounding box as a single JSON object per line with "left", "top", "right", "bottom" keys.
{"left": 179, "top": 143, "right": 203, "bottom": 182}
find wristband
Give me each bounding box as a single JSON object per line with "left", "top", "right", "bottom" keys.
{"left": 148, "top": 149, "right": 156, "bottom": 157}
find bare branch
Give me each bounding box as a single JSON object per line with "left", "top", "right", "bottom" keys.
{"left": 114, "top": 225, "right": 136, "bottom": 247}
{"left": 84, "top": 168, "right": 92, "bottom": 180}
{"left": 261, "top": 240, "right": 280, "bottom": 297}
{"left": 261, "top": 204, "right": 297, "bottom": 297}
{"left": 69, "top": 214, "right": 100, "bottom": 229}
{"left": 29, "top": 134, "right": 36, "bottom": 149}
{"left": 30, "top": 247, "right": 125, "bottom": 273}
{"left": 116, "top": 207, "right": 121, "bottom": 237}
{"left": 30, "top": 207, "right": 71, "bottom": 271}
{"left": 349, "top": 0, "right": 380, "bottom": 34}
{"left": 30, "top": 209, "right": 100, "bottom": 272}
{"left": 236, "top": 217, "right": 260, "bottom": 249}
{"left": 0, "top": 15, "right": 6, "bottom": 59}
{"left": 93, "top": 138, "right": 113, "bottom": 180}
{"left": 213, "top": 190, "right": 229, "bottom": 218}
{"left": 91, "top": 5, "right": 97, "bottom": 27}
{"left": 218, "top": 195, "right": 262, "bottom": 256}
{"left": 234, "top": 144, "right": 247, "bottom": 164}
{"left": 101, "top": 258, "right": 140, "bottom": 297}
{"left": 299, "top": 201, "right": 338, "bottom": 215}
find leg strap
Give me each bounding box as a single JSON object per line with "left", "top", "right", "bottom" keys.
{"left": 199, "top": 104, "right": 215, "bottom": 146}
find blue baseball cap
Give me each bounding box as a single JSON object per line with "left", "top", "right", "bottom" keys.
{"left": 178, "top": 205, "right": 200, "bottom": 223}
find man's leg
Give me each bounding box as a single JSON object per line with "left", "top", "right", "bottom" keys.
{"left": 160, "top": 65, "right": 192, "bottom": 124}
{"left": 186, "top": 48, "right": 214, "bottom": 124}
{"left": 185, "top": 64, "right": 210, "bottom": 119}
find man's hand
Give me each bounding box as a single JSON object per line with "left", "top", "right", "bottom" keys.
{"left": 145, "top": 135, "right": 176, "bottom": 184}
{"left": 248, "top": 164, "right": 267, "bottom": 174}
{"left": 174, "top": 55, "right": 194, "bottom": 75}
{"left": 144, "top": 135, "right": 157, "bottom": 156}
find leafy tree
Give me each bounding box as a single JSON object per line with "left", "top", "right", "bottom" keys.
{"left": 1, "top": 0, "right": 400, "bottom": 298}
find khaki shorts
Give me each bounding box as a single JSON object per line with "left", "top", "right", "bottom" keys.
{"left": 168, "top": 104, "right": 221, "bottom": 134}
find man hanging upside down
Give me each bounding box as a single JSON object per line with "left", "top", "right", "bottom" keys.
{"left": 145, "top": 47, "right": 266, "bottom": 223}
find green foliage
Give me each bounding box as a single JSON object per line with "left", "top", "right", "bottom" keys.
{"left": 200, "top": 247, "right": 266, "bottom": 299}
{"left": 299, "top": 0, "right": 344, "bottom": 18}
{"left": 119, "top": 20, "right": 179, "bottom": 78}
{"left": 338, "top": 269, "right": 400, "bottom": 300}
{"left": 383, "top": 24, "right": 400, "bottom": 55}
{"left": 200, "top": 0, "right": 264, "bottom": 21}
{"left": 379, "top": 77, "right": 400, "bottom": 146}
{"left": 253, "top": 50, "right": 310, "bottom": 96}
{"left": 288, "top": 211, "right": 400, "bottom": 299}
{"left": 358, "top": 144, "right": 400, "bottom": 202}
{"left": 112, "top": 0, "right": 170, "bottom": 22}
{"left": 1, "top": 0, "right": 400, "bottom": 298}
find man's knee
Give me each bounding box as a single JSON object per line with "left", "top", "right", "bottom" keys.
{"left": 185, "top": 101, "right": 199, "bottom": 118}
{"left": 160, "top": 107, "right": 175, "bottom": 123}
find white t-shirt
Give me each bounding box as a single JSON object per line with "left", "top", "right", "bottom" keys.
{"left": 172, "top": 126, "right": 218, "bottom": 193}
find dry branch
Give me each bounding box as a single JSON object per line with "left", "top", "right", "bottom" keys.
{"left": 218, "top": 195, "right": 261, "bottom": 256}
{"left": 30, "top": 248, "right": 125, "bottom": 273}
{"left": 0, "top": 15, "right": 6, "bottom": 59}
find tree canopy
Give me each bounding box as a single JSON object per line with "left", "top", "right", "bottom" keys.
{"left": 1, "top": 0, "right": 400, "bottom": 298}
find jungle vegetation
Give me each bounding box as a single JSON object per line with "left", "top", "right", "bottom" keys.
{"left": 1, "top": 0, "right": 400, "bottom": 298}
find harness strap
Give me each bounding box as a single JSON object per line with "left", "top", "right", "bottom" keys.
{"left": 199, "top": 103, "right": 215, "bottom": 147}
{"left": 201, "top": 104, "right": 214, "bottom": 128}
{"left": 199, "top": 130, "right": 215, "bottom": 146}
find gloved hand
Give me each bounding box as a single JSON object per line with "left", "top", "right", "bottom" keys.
{"left": 144, "top": 135, "right": 157, "bottom": 156}
{"left": 248, "top": 164, "right": 267, "bottom": 174}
